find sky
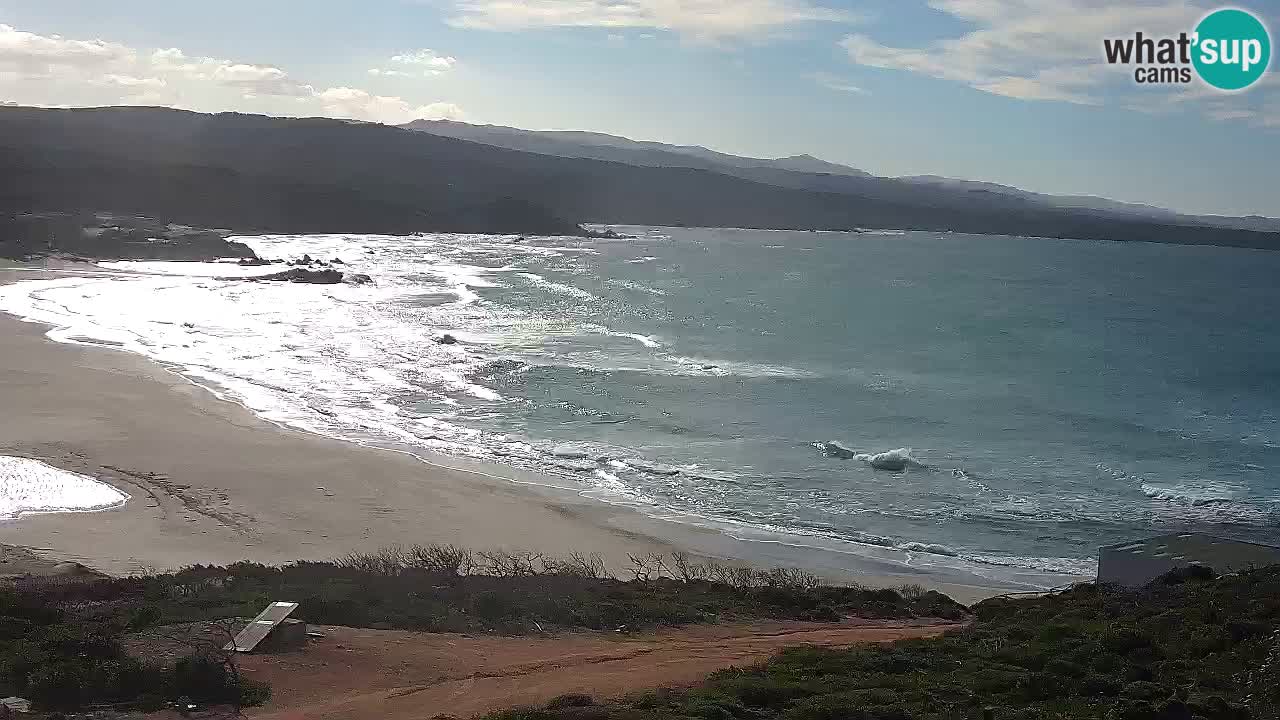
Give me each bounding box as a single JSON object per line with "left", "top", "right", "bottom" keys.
{"left": 0, "top": 0, "right": 1276, "bottom": 217}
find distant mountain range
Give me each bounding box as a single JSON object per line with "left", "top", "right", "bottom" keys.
{"left": 403, "top": 120, "right": 873, "bottom": 178}
{"left": 896, "top": 175, "right": 1280, "bottom": 232}
{"left": 0, "top": 106, "right": 1276, "bottom": 253}
{"left": 404, "top": 119, "right": 1280, "bottom": 233}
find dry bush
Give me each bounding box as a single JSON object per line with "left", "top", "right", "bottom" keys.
{"left": 563, "top": 551, "right": 610, "bottom": 579}
{"left": 476, "top": 550, "right": 547, "bottom": 577}
{"left": 627, "top": 553, "right": 670, "bottom": 582}
{"left": 705, "top": 563, "right": 759, "bottom": 588}
{"left": 671, "top": 552, "right": 707, "bottom": 582}
{"left": 759, "top": 567, "right": 821, "bottom": 591}
{"left": 333, "top": 546, "right": 408, "bottom": 576}
{"left": 406, "top": 544, "right": 475, "bottom": 576}
{"left": 896, "top": 583, "right": 928, "bottom": 600}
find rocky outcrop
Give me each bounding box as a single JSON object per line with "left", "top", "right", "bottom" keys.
{"left": 242, "top": 268, "right": 345, "bottom": 284}
{"left": 0, "top": 213, "right": 260, "bottom": 262}
{"left": 586, "top": 228, "right": 635, "bottom": 239}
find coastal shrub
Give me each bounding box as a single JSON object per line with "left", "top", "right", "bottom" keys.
{"left": 0, "top": 545, "right": 966, "bottom": 712}
{"left": 0, "top": 601, "right": 264, "bottom": 712}
{"left": 546, "top": 694, "right": 596, "bottom": 709}
{"left": 82, "top": 545, "right": 963, "bottom": 634}
{"left": 172, "top": 654, "right": 270, "bottom": 706}
{"left": 482, "top": 566, "right": 1280, "bottom": 720}
{"left": 406, "top": 543, "right": 474, "bottom": 576}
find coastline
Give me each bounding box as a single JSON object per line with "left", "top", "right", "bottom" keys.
{"left": 0, "top": 265, "right": 1049, "bottom": 603}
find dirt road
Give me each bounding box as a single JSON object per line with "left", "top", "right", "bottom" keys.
{"left": 242, "top": 619, "right": 957, "bottom": 720}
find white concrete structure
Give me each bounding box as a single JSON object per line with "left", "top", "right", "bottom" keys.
{"left": 1098, "top": 533, "right": 1280, "bottom": 588}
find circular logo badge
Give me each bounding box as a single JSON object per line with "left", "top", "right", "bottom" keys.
{"left": 1192, "top": 8, "right": 1271, "bottom": 91}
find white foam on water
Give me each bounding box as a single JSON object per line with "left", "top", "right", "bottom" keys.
{"left": 1141, "top": 482, "right": 1227, "bottom": 504}
{"left": 516, "top": 272, "right": 597, "bottom": 301}
{"left": 629, "top": 459, "right": 681, "bottom": 476}
{"left": 662, "top": 355, "right": 816, "bottom": 379}
{"left": 1103, "top": 462, "right": 1269, "bottom": 522}
{"left": 852, "top": 448, "right": 923, "bottom": 471}
{"left": 596, "top": 329, "right": 662, "bottom": 348}
{"left": 550, "top": 444, "right": 591, "bottom": 459}
{"left": 0, "top": 457, "right": 129, "bottom": 519}
{"left": 899, "top": 542, "right": 959, "bottom": 557}
{"left": 0, "top": 231, "right": 1112, "bottom": 586}
{"left": 97, "top": 260, "right": 292, "bottom": 277}
{"left": 593, "top": 469, "right": 623, "bottom": 485}
{"left": 608, "top": 279, "right": 666, "bottom": 296}
{"left": 549, "top": 458, "right": 599, "bottom": 472}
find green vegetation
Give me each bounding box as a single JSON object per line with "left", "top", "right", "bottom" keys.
{"left": 0, "top": 545, "right": 962, "bottom": 712}
{"left": 102, "top": 547, "right": 962, "bottom": 635}
{"left": 488, "top": 565, "right": 1280, "bottom": 720}
{"left": 0, "top": 588, "right": 268, "bottom": 711}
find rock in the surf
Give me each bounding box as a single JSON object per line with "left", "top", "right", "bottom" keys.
{"left": 820, "top": 441, "right": 858, "bottom": 459}
{"left": 861, "top": 448, "right": 919, "bottom": 471}
{"left": 239, "top": 268, "right": 344, "bottom": 284}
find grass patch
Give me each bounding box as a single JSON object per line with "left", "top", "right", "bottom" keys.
{"left": 487, "top": 565, "right": 1280, "bottom": 720}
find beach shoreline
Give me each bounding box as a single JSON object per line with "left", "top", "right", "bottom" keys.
{"left": 0, "top": 265, "right": 1046, "bottom": 603}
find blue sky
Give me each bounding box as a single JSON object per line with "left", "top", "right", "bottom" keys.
{"left": 1, "top": 0, "right": 1276, "bottom": 216}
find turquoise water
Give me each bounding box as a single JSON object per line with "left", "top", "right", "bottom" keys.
{"left": 456, "top": 227, "right": 1280, "bottom": 576}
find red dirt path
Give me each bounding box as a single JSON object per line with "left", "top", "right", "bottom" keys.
{"left": 241, "top": 619, "right": 958, "bottom": 720}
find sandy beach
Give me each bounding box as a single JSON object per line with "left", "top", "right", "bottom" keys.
{"left": 0, "top": 266, "right": 1016, "bottom": 603}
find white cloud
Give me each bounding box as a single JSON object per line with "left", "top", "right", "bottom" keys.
{"left": 0, "top": 24, "right": 462, "bottom": 124}
{"left": 369, "top": 48, "right": 458, "bottom": 78}
{"left": 0, "top": 23, "right": 135, "bottom": 72}
{"left": 1208, "top": 107, "right": 1255, "bottom": 121}
{"left": 812, "top": 71, "right": 867, "bottom": 95}
{"left": 318, "top": 87, "right": 465, "bottom": 123}
{"left": 838, "top": 0, "right": 1279, "bottom": 126}
{"left": 840, "top": 0, "right": 1204, "bottom": 104}
{"left": 447, "top": 0, "right": 857, "bottom": 41}
{"left": 143, "top": 48, "right": 313, "bottom": 97}
{"left": 101, "top": 74, "right": 167, "bottom": 90}
{"left": 391, "top": 49, "right": 458, "bottom": 73}
{"left": 975, "top": 65, "right": 1105, "bottom": 104}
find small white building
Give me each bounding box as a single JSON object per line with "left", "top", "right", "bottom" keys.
{"left": 1098, "top": 533, "right": 1280, "bottom": 588}
{"left": 225, "top": 601, "right": 306, "bottom": 653}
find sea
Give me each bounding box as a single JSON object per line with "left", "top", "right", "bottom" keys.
{"left": 2, "top": 226, "right": 1277, "bottom": 588}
